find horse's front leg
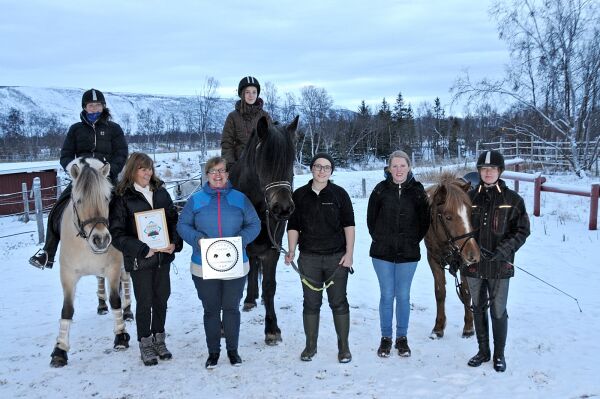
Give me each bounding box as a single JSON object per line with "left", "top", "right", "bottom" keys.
{"left": 428, "top": 255, "right": 447, "bottom": 339}
{"left": 51, "top": 273, "right": 80, "bottom": 367}
{"left": 459, "top": 271, "right": 474, "bottom": 338}
{"left": 120, "top": 270, "right": 134, "bottom": 321}
{"left": 96, "top": 276, "right": 109, "bottom": 315}
{"left": 243, "top": 257, "right": 260, "bottom": 311}
{"left": 106, "top": 267, "right": 130, "bottom": 350}
{"left": 261, "top": 251, "right": 282, "bottom": 345}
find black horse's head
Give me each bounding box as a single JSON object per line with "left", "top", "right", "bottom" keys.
{"left": 230, "top": 115, "right": 299, "bottom": 221}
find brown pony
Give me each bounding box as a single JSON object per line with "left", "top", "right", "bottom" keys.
{"left": 424, "top": 172, "right": 480, "bottom": 339}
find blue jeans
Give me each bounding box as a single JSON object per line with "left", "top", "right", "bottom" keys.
{"left": 372, "top": 258, "right": 418, "bottom": 338}
{"left": 192, "top": 275, "right": 246, "bottom": 353}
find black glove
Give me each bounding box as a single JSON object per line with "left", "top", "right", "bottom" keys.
{"left": 488, "top": 247, "right": 510, "bottom": 261}
{"left": 448, "top": 259, "right": 461, "bottom": 277}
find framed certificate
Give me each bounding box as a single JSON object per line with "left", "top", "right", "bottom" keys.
{"left": 134, "top": 209, "right": 171, "bottom": 250}
{"left": 200, "top": 236, "right": 244, "bottom": 279}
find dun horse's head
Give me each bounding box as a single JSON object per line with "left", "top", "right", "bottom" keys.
{"left": 254, "top": 115, "right": 299, "bottom": 221}
{"left": 68, "top": 158, "right": 113, "bottom": 253}
{"left": 430, "top": 176, "right": 480, "bottom": 265}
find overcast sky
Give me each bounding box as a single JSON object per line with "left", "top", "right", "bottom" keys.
{"left": 0, "top": 0, "right": 509, "bottom": 113}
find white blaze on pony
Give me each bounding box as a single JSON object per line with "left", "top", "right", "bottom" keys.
{"left": 51, "top": 157, "right": 130, "bottom": 368}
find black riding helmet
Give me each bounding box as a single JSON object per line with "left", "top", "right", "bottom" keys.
{"left": 81, "top": 88, "right": 106, "bottom": 108}
{"left": 476, "top": 150, "right": 505, "bottom": 171}
{"left": 238, "top": 76, "right": 260, "bottom": 97}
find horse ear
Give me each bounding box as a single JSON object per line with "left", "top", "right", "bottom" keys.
{"left": 434, "top": 185, "right": 447, "bottom": 204}
{"left": 257, "top": 116, "right": 269, "bottom": 140}
{"left": 287, "top": 115, "right": 300, "bottom": 134}
{"left": 70, "top": 164, "right": 80, "bottom": 179}
{"left": 100, "top": 162, "right": 111, "bottom": 178}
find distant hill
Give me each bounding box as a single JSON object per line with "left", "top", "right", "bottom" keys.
{"left": 0, "top": 86, "right": 234, "bottom": 134}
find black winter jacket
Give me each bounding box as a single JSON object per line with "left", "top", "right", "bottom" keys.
{"left": 465, "top": 179, "right": 530, "bottom": 279}
{"left": 109, "top": 183, "right": 183, "bottom": 272}
{"left": 60, "top": 110, "right": 128, "bottom": 184}
{"left": 287, "top": 180, "right": 355, "bottom": 255}
{"left": 367, "top": 173, "right": 430, "bottom": 263}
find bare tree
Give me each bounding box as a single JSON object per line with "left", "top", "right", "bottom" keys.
{"left": 195, "top": 76, "right": 220, "bottom": 156}
{"left": 453, "top": 0, "right": 600, "bottom": 176}
{"left": 263, "top": 81, "right": 280, "bottom": 121}
{"left": 299, "top": 85, "right": 333, "bottom": 162}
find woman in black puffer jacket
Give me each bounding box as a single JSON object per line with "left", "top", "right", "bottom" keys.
{"left": 367, "top": 150, "right": 429, "bottom": 359}
{"left": 109, "top": 152, "right": 182, "bottom": 366}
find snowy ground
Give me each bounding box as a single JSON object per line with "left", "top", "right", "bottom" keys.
{"left": 0, "top": 157, "right": 599, "bottom": 399}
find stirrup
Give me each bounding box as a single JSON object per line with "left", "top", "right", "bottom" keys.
{"left": 29, "top": 249, "right": 53, "bottom": 270}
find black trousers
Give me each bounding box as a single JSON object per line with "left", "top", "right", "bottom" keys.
{"left": 130, "top": 264, "right": 171, "bottom": 341}
{"left": 42, "top": 184, "right": 72, "bottom": 259}
{"left": 299, "top": 252, "right": 349, "bottom": 315}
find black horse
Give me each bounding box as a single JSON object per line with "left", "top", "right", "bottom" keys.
{"left": 229, "top": 115, "right": 299, "bottom": 345}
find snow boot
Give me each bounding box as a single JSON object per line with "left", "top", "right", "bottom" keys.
{"left": 468, "top": 310, "right": 490, "bottom": 367}
{"left": 492, "top": 312, "right": 508, "bottom": 372}
{"left": 333, "top": 313, "right": 351, "bottom": 363}
{"left": 153, "top": 332, "right": 172, "bottom": 360}
{"left": 395, "top": 336, "right": 411, "bottom": 357}
{"left": 139, "top": 336, "right": 158, "bottom": 366}
{"left": 377, "top": 336, "right": 393, "bottom": 358}
{"left": 300, "top": 313, "right": 319, "bottom": 361}
{"left": 227, "top": 350, "right": 242, "bottom": 366}
{"left": 205, "top": 352, "right": 219, "bottom": 369}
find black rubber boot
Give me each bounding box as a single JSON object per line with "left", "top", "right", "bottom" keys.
{"left": 333, "top": 313, "right": 351, "bottom": 363}
{"left": 492, "top": 312, "right": 508, "bottom": 372}
{"left": 300, "top": 313, "right": 319, "bottom": 361}
{"left": 468, "top": 310, "right": 491, "bottom": 367}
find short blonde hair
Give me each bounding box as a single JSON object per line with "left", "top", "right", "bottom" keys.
{"left": 388, "top": 150, "right": 411, "bottom": 168}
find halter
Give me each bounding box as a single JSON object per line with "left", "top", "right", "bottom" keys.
{"left": 263, "top": 181, "right": 292, "bottom": 205}
{"left": 72, "top": 201, "right": 109, "bottom": 240}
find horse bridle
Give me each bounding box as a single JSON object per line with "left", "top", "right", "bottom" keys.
{"left": 72, "top": 201, "right": 109, "bottom": 240}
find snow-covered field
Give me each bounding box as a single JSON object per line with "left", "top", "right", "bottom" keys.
{"left": 0, "top": 155, "right": 598, "bottom": 399}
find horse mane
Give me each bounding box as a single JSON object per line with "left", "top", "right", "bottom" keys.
{"left": 428, "top": 171, "right": 471, "bottom": 213}
{"left": 71, "top": 159, "right": 112, "bottom": 215}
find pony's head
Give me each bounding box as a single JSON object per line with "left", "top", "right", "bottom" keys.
{"left": 235, "top": 115, "right": 299, "bottom": 221}
{"left": 428, "top": 173, "right": 480, "bottom": 265}
{"left": 68, "top": 157, "right": 113, "bottom": 253}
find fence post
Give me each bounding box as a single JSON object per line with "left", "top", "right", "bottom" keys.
{"left": 590, "top": 184, "right": 599, "bottom": 230}
{"left": 56, "top": 176, "right": 62, "bottom": 199}
{"left": 32, "top": 177, "right": 45, "bottom": 243}
{"left": 533, "top": 174, "right": 544, "bottom": 217}
{"left": 362, "top": 178, "right": 366, "bottom": 199}
{"left": 515, "top": 139, "right": 519, "bottom": 158}
{"left": 21, "top": 182, "right": 30, "bottom": 223}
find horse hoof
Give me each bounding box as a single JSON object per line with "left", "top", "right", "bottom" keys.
{"left": 265, "top": 333, "right": 282, "bottom": 346}
{"left": 123, "top": 306, "right": 134, "bottom": 322}
{"left": 97, "top": 305, "right": 109, "bottom": 315}
{"left": 50, "top": 347, "right": 68, "bottom": 367}
{"left": 114, "top": 332, "right": 130, "bottom": 350}
{"left": 429, "top": 331, "right": 444, "bottom": 340}
{"left": 242, "top": 302, "right": 257, "bottom": 312}
{"left": 462, "top": 330, "right": 475, "bottom": 338}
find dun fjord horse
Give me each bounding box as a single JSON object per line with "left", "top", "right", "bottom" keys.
{"left": 50, "top": 157, "right": 130, "bottom": 367}
{"left": 424, "top": 172, "right": 480, "bottom": 339}
{"left": 229, "top": 115, "right": 299, "bottom": 345}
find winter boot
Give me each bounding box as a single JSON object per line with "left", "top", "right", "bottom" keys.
{"left": 468, "top": 311, "right": 491, "bottom": 367}
{"left": 377, "top": 337, "right": 393, "bottom": 358}
{"left": 139, "top": 336, "right": 158, "bottom": 366}
{"left": 205, "top": 352, "right": 220, "bottom": 369}
{"left": 153, "top": 332, "right": 172, "bottom": 360}
{"left": 492, "top": 312, "right": 508, "bottom": 372}
{"left": 395, "top": 336, "right": 411, "bottom": 357}
{"left": 333, "top": 313, "right": 351, "bottom": 363}
{"left": 300, "top": 313, "right": 320, "bottom": 361}
{"left": 29, "top": 249, "right": 54, "bottom": 269}
{"left": 227, "top": 350, "right": 242, "bottom": 366}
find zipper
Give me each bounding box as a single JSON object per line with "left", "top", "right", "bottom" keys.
{"left": 133, "top": 258, "right": 139, "bottom": 271}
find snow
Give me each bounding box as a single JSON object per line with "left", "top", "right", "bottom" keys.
{"left": 0, "top": 157, "right": 599, "bottom": 399}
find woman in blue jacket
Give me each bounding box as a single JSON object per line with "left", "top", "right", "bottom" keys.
{"left": 177, "top": 156, "right": 260, "bottom": 369}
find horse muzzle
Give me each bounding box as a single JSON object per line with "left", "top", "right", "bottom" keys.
{"left": 90, "top": 233, "right": 112, "bottom": 254}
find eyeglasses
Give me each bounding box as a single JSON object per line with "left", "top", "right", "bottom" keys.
{"left": 208, "top": 169, "right": 228, "bottom": 175}
{"left": 312, "top": 164, "right": 332, "bottom": 172}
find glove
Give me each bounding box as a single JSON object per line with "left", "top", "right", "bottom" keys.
{"left": 488, "top": 247, "right": 510, "bottom": 261}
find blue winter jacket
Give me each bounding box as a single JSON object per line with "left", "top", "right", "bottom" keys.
{"left": 176, "top": 181, "right": 261, "bottom": 265}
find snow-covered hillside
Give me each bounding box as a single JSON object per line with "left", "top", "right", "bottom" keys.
{"left": 0, "top": 156, "right": 598, "bottom": 398}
